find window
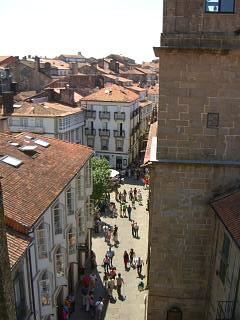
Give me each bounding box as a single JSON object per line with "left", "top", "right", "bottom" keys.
{"left": 39, "top": 272, "right": 51, "bottom": 306}
{"left": 77, "top": 208, "right": 84, "bottom": 234}
{"left": 205, "top": 0, "right": 235, "bottom": 13}
{"left": 101, "top": 138, "right": 109, "bottom": 150}
{"left": 87, "top": 138, "right": 94, "bottom": 148}
{"left": 85, "top": 161, "right": 91, "bottom": 187}
{"left": 35, "top": 118, "right": 43, "bottom": 127}
{"left": 76, "top": 128, "right": 80, "bottom": 142}
{"left": 207, "top": 113, "right": 219, "bottom": 128}
{"left": 53, "top": 203, "right": 63, "bottom": 235}
{"left": 20, "top": 118, "right": 28, "bottom": 127}
{"left": 36, "top": 225, "right": 48, "bottom": 259}
{"left": 103, "top": 105, "right": 108, "bottom": 112}
{"left": 219, "top": 233, "right": 230, "bottom": 284}
{"left": 55, "top": 248, "right": 65, "bottom": 277}
{"left": 14, "top": 273, "right": 27, "bottom": 318}
{"left": 68, "top": 228, "right": 76, "bottom": 255}
{"left": 116, "top": 139, "right": 123, "bottom": 152}
{"left": 77, "top": 174, "right": 84, "bottom": 200}
{"left": 66, "top": 187, "right": 74, "bottom": 215}
{"left": 102, "top": 122, "right": 108, "bottom": 130}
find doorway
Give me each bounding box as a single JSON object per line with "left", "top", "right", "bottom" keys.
{"left": 116, "top": 157, "right": 122, "bottom": 169}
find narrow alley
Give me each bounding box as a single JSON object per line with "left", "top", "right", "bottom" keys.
{"left": 71, "top": 177, "right": 149, "bottom": 320}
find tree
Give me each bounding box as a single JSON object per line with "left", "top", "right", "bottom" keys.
{"left": 91, "top": 157, "right": 111, "bottom": 206}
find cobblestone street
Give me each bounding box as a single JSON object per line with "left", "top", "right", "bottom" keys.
{"left": 70, "top": 177, "right": 149, "bottom": 320}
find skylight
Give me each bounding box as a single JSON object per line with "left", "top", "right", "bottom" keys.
{"left": 0, "top": 155, "right": 23, "bottom": 167}
{"left": 19, "top": 146, "right": 38, "bottom": 151}
{"left": 34, "top": 139, "right": 50, "bottom": 148}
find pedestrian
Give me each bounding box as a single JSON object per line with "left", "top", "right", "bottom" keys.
{"left": 127, "top": 205, "right": 132, "bottom": 221}
{"left": 136, "top": 257, "right": 144, "bottom": 276}
{"left": 90, "top": 250, "right": 96, "bottom": 269}
{"left": 136, "top": 169, "right": 140, "bottom": 180}
{"left": 112, "top": 204, "right": 117, "bottom": 218}
{"left": 82, "top": 274, "right": 91, "bottom": 288}
{"left": 81, "top": 286, "right": 88, "bottom": 309}
{"left": 109, "top": 267, "right": 117, "bottom": 279}
{"left": 108, "top": 277, "right": 115, "bottom": 298}
{"left": 138, "top": 189, "right": 143, "bottom": 205}
{"left": 95, "top": 297, "right": 104, "bottom": 320}
{"left": 94, "top": 218, "right": 101, "bottom": 233}
{"left": 129, "top": 188, "right": 133, "bottom": 201}
{"left": 131, "top": 220, "right": 136, "bottom": 238}
{"left": 103, "top": 255, "right": 110, "bottom": 273}
{"left": 119, "top": 202, "right": 123, "bottom": 217}
{"left": 129, "top": 248, "right": 136, "bottom": 267}
{"left": 90, "top": 273, "right": 97, "bottom": 289}
{"left": 119, "top": 192, "right": 122, "bottom": 202}
{"left": 103, "top": 272, "right": 109, "bottom": 290}
{"left": 134, "top": 222, "right": 139, "bottom": 238}
{"left": 123, "top": 202, "right": 128, "bottom": 217}
{"left": 131, "top": 197, "right": 135, "bottom": 209}
{"left": 113, "top": 229, "right": 118, "bottom": 245}
{"left": 123, "top": 189, "right": 127, "bottom": 202}
{"left": 134, "top": 187, "right": 137, "bottom": 201}
{"left": 106, "top": 247, "right": 115, "bottom": 267}
{"left": 106, "top": 228, "right": 112, "bottom": 244}
{"left": 123, "top": 250, "right": 129, "bottom": 270}
{"left": 116, "top": 273, "right": 124, "bottom": 297}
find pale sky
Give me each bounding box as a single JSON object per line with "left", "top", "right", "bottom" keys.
{"left": 0, "top": 0, "right": 163, "bottom": 63}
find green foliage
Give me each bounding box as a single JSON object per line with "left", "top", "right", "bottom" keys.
{"left": 91, "top": 157, "right": 111, "bottom": 206}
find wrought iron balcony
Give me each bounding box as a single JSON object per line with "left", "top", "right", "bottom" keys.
{"left": 85, "top": 128, "right": 96, "bottom": 136}
{"left": 99, "top": 129, "right": 110, "bottom": 137}
{"left": 114, "top": 130, "right": 125, "bottom": 138}
{"left": 85, "top": 110, "right": 96, "bottom": 119}
{"left": 114, "top": 112, "right": 125, "bottom": 121}
{"left": 216, "top": 301, "right": 235, "bottom": 320}
{"left": 99, "top": 111, "right": 110, "bottom": 119}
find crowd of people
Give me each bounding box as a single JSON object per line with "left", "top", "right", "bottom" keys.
{"left": 79, "top": 172, "right": 148, "bottom": 319}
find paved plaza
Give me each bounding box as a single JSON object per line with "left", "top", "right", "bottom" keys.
{"left": 70, "top": 177, "right": 149, "bottom": 320}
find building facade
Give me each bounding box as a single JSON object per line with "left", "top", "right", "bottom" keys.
{"left": 0, "top": 133, "right": 93, "bottom": 320}
{"left": 81, "top": 84, "right": 140, "bottom": 169}
{"left": 147, "top": 1, "right": 240, "bottom": 319}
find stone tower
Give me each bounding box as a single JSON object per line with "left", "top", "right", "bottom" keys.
{"left": 147, "top": 1, "right": 240, "bottom": 319}
{"left": 0, "top": 181, "right": 16, "bottom": 320}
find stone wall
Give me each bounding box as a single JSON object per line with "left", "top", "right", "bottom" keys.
{"left": 156, "top": 48, "right": 240, "bottom": 161}
{"left": 0, "top": 183, "right": 16, "bottom": 320}
{"left": 147, "top": 163, "right": 240, "bottom": 320}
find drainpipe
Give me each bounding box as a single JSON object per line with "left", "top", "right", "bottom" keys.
{"left": 28, "top": 247, "right": 36, "bottom": 319}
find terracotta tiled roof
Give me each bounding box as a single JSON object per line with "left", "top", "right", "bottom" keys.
{"left": 81, "top": 84, "right": 139, "bottom": 103}
{"left": 147, "top": 86, "right": 159, "bottom": 95}
{"left": 120, "top": 68, "right": 145, "bottom": 75}
{"left": 40, "top": 59, "right": 70, "bottom": 70}
{"left": 7, "top": 231, "right": 31, "bottom": 269}
{"left": 12, "top": 102, "right": 82, "bottom": 117}
{"left": 135, "top": 67, "right": 156, "bottom": 75}
{"left": 0, "top": 133, "right": 93, "bottom": 233}
{"left": 211, "top": 191, "right": 240, "bottom": 245}
{"left": 140, "top": 100, "right": 152, "bottom": 108}
{"left": 104, "top": 74, "right": 133, "bottom": 83}
{"left": 60, "top": 54, "right": 85, "bottom": 59}
{"left": 144, "top": 121, "right": 157, "bottom": 164}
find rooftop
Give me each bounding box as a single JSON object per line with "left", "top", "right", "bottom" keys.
{"left": 81, "top": 84, "right": 139, "bottom": 103}
{"left": 147, "top": 85, "right": 159, "bottom": 95}
{"left": 0, "top": 133, "right": 93, "bottom": 233}
{"left": 7, "top": 231, "right": 31, "bottom": 269}
{"left": 211, "top": 191, "right": 240, "bottom": 246}
{"left": 140, "top": 100, "right": 152, "bottom": 108}
{"left": 12, "top": 101, "right": 82, "bottom": 117}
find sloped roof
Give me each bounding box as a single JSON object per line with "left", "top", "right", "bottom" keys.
{"left": 211, "top": 191, "right": 240, "bottom": 246}
{"left": 0, "top": 133, "right": 93, "bottom": 233}
{"left": 7, "top": 231, "right": 31, "bottom": 269}
{"left": 147, "top": 86, "right": 159, "bottom": 95}
{"left": 81, "top": 84, "right": 139, "bottom": 103}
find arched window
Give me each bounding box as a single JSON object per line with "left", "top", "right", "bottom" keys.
{"left": 53, "top": 203, "right": 63, "bottom": 235}
{"left": 68, "top": 227, "right": 76, "bottom": 255}
{"left": 39, "top": 272, "right": 51, "bottom": 306}
{"left": 36, "top": 223, "right": 48, "bottom": 259}
{"left": 55, "top": 248, "right": 65, "bottom": 277}
{"left": 77, "top": 174, "right": 84, "bottom": 200}
{"left": 66, "top": 187, "right": 74, "bottom": 215}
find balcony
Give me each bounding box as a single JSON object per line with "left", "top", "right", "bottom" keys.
{"left": 216, "top": 301, "right": 234, "bottom": 320}
{"left": 99, "top": 129, "right": 110, "bottom": 137}
{"left": 99, "top": 111, "right": 110, "bottom": 120}
{"left": 114, "top": 112, "right": 125, "bottom": 121}
{"left": 85, "top": 128, "right": 96, "bottom": 136}
{"left": 114, "top": 130, "right": 125, "bottom": 138}
{"left": 85, "top": 110, "right": 96, "bottom": 119}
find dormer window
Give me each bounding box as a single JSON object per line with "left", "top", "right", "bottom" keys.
{"left": 205, "top": 0, "right": 235, "bottom": 13}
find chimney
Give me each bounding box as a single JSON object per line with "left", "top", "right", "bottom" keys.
{"left": 1, "top": 92, "right": 14, "bottom": 115}
{"left": 35, "top": 56, "right": 40, "bottom": 72}
{"left": 10, "top": 82, "right": 18, "bottom": 95}
{"left": 0, "top": 181, "right": 17, "bottom": 320}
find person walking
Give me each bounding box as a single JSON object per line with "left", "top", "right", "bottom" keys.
{"left": 107, "top": 247, "right": 115, "bottom": 267}
{"left": 90, "top": 250, "right": 96, "bottom": 269}
{"left": 103, "top": 272, "right": 109, "bottom": 290}
{"left": 109, "top": 267, "right": 117, "bottom": 280}
{"left": 90, "top": 273, "right": 97, "bottom": 289}
{"left": 113, "top": 229, "right": 118, "bottom": 246}
{"left": 116, "top": 273, "right": 124, "bottom": 298}
{"left": 119, "top": 192, "right": 122, "bottom": 203}
{"left": 129, "top": 188, "right": 133, "bottom": 202}
{"left": 123, "top": 202, "right": 127, "bottom": 218}
{"left": 127, "top": 205, "right": 132, "bottom": 221}
{"left": 129, "top": 248, "right": 136, "bottom": 267}
{"left": 134, "top": 222, "right": 139, "bottom": 238}
{"left": 134, "top": 187, "right": 137, "bottom": 201}
{"left": 95, "top": 297, "right": 104, "bottom": 320}
{"left": 108, "top": 277, "right": 115, "bottom": 298}
{"left": 138, "top": 189, "right": 143, "bottom": 205}
{"left": 136, "top": 257, "right": 144, "bottom": 276}
{"left": 119, "top": 201, "right": 123, "bottom": 217}
{"left": 103, "top": 255, "right": 110, "bottom": 273}
{"left": 123, "top": 251, "right": 129, "bottom": 270}
{"left": 131, "top": 220, "right": 136, "bottom": 238}
{"left": 131, "top": 197, "right": 135, "bottom": 209}
{"left": 123, "top": 189, "right": 127, "bottom": 202}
